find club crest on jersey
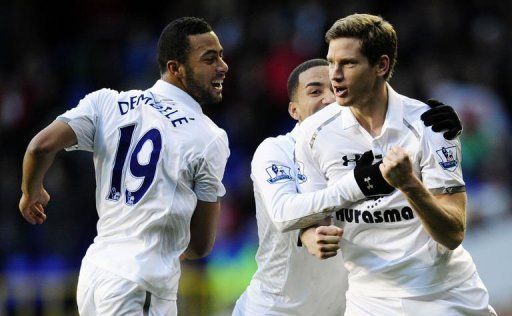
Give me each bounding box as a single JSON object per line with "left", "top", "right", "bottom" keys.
{"left": 436, "top": 146, "right": 458, "bottom": 171}
{"left": 266, "top": 164, "right": 293, "bottom": 184}
{"left": 296, "top": 161, "right": 307, "bottom": 183}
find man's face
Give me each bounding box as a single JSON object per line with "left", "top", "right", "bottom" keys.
{"left": 327, "top": 37, "right": 380, "bottom": 107}
{"left": 291, "top": 65, "right": 334, "bottom": 122}
{"left": 182, "top": 32, "right": 228, "bottom": 105}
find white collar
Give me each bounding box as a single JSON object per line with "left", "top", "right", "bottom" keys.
{"left": 150, "top": 79, "right": 203, "bottom": 114}
{"left": 340, "top": 83, "right": 404, "bottom": 133}
{"left": 289, "top": 123, "right": 301, "bottom": 142}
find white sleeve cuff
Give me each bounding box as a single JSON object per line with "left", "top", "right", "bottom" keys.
{"left": 334, "top": 171, "right": 365, "bottom": 202}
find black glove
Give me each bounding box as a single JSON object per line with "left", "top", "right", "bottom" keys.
{"left": 420, "top": 99, "right": 463, "bottom": 140}
{"left": 353, "top": 151, "right": 395, "bottom": 198}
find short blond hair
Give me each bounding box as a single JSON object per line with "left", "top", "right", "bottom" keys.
{"left": 325, "top": 14, "right": 397, "bottom": 80}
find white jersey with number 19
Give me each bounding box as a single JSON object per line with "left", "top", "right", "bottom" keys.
{"left": 57, "top": 79, "right": 229, "bottom": 300}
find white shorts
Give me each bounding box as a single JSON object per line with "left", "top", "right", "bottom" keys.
{"left": 233, "top": 285, "right": 345, "bottom": 316}
{"left": 345, "top": 272, "right": 496, "bottom": 316}
{"left": 76, "top": 261, "right": 177, "bottom": 316}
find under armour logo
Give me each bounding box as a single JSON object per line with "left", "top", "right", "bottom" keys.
{"left": 341, "top": 154, "right": 362, "bottom": 166}
{"left": 364, "top": 177, "right": 373, "bottom": 189}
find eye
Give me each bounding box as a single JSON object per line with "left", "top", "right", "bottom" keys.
{"left": 344, "top": 61, "right": 356, "bottom": 67}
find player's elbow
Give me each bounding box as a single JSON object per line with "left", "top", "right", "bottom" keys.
{"left": 444, "top": 230, "right": 465, "bottom": 250}
{"left": 272, "top": 219, "right": 290, "bottom": 233}
{"left": 271, "top": 212, "right": 294, "bottom": 233}
{"left": 195, "top": 242, "right": 215, "bottom": 258}
{"left": 270, "top": 199, "right": 296, "bottom": 233}
{"left": 186, "top": 238, "right": 215, "bottom": 259}
{"left": 27, "top": 134, "right": 58, "bottom": 157}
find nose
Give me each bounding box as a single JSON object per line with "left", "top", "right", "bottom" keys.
{"left": 218, "top": 58, "right": 228, "bottom": 74}
{"left": 329, "top": 64, "right": 343, "bottom": 82}
{"left": 323, "top": 95, "right": 335, "bottom": 105}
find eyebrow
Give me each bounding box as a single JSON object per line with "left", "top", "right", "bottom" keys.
{"left": 200, "top": 49, "right": 223, "bottom": 58}
{"left": 328, "top": 57, "right": 358, "bottom": 64}
{"left": 304, "top": 82, "right": 324, "bottom": 88}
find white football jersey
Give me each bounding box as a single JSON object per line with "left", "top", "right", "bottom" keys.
{"left": 57, "top": 80, "right": 229, "bottom": 299}
{"left": 234, "top": 125, "right": 348, "bottom": 316}
{"left": 295, "top": 84, "right": 476, "bottom": 298}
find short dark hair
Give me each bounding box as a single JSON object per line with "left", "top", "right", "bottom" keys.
{"left": 157, "top": 17, "right": 213, "bottom": 75}
{"left": 287, "top": 59, "right": 329, "bottom": 101}
{"left": 325, "top": 14, "right": 397, "bottom": 81}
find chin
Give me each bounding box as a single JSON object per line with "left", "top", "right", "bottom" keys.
{"left": 211, "top": 94, "right": 223, "bottom": 104}
{"left": 336, "top": 98, "right": 350, "bottom": 107}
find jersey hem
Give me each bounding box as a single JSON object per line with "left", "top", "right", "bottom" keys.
{"left": 82, "top": 258, "right": 178, "bottom": 300}
{"left": 348, "top": 264, "right": 476, "bottom": 298}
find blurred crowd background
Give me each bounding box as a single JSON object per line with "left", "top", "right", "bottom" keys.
{"left": 1, "top": 0, "right": 512, "bottom": 315}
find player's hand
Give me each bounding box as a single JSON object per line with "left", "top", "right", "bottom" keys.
{"left": 379, "top": 146, "right": 414, "bottom": 190}
{"left": 353, "top": 150, "right": 395, "bottom": 198}
{"left": 300, "top": 225, "right": 343, "bottom": 260}
{"left": 421, "top": 99, "right": 462, "bottom": 140}
{"left": 19, "top": 188, "right": 50, "bottom": 225}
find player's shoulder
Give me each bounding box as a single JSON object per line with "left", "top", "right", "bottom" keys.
{"left": 80, "top": 88, "right": 120, "bottom": 105}
{"left": 253, "top": 133, "right": 293, "bottom": 163}
{"left": 183, "top": 113, "right": 229, "bottom": 157}
{"left": 255, "top": 134, "right": 292, "bottom": 155}
{"left": 398, "top": 92, "right": 455, "bottom": 144}
{"left": 115, "top": 87, "right": 147, "bottom": 99}
{"left": 299, "top": 102, "right": 341, "bottom": 135}
{"left": 84, "top": 87, "right": 149, "bottom": 112}
{"left": 400, "top": 94, "right": 430, "bottom": 125}
{"left": 187, "top": 113, "right": 229, "bottom": 151}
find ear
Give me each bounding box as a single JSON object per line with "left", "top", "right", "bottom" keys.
{"left": 288, "top": 101, "right": 300, "bottom": 121}
{"left": 375, "top": 55, "right": 390, "bottom": 78}
{"left": 167, "top": 60, "right": 185, "bottom": 78}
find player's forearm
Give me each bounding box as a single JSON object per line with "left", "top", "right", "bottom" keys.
{"left": 183, "top": 242, "right": 212, "bottom": 260}
{"left": 22, "top": 121, "right": 78, "bottom": 195}
{"left": 400, "top": 177, "right": 466, "bottom": 250}
{"left": 185, "top": 200, "right": 220, "bottom": 259}
{"left": 21, "top": 140, "right": 58, "bottom": 195}
{"left": 184, "top": 232, "right": 216, "bottom": 259}
{"left": 271, "top": 173, "right": 363, "bottom": 232}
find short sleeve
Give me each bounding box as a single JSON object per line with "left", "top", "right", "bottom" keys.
{"left": 420, "top": 128, "right": 465, "bottom": 195}
{"left": 193, "top": 131, "right": 230, "bottom": 202}
{"left": 56, "top": 89, "right": 112, "bottom": 152}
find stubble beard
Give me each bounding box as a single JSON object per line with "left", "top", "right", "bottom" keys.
{"left": 183, "top": 65, "right": 220, "bottom": 106}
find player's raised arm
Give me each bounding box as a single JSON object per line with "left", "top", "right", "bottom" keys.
{"left": 19, "top": 120, "right": 78, "bottom": 224}
{"left": 380, "top": 144, "right": 466, "bottom": 250}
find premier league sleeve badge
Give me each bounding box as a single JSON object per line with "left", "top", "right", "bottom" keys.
{"left": 436, "top": 146, "right": 459, "bottom": 172}
{"left": 266, "top": 164, "right": 294, "bottom": 184}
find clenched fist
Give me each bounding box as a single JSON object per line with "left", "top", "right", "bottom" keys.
{"left": 379, "top": 146, "right": 414, "bottom": 190}
{"left": 300, "top": 225, "right": 343, "bottom": 260}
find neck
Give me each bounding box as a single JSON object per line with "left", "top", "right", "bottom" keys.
{"left": 161, "top": 73, "right": 187, "bottom": 92}
{"left": 350, "top": 83, "right": 388, "bottom": 137}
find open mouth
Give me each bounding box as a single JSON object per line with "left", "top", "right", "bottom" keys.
{"left": 211, "top": 80, "right": 223, "bottom": 91}
{"left": 334, "top": 86, "right": 348, "bottom": 98}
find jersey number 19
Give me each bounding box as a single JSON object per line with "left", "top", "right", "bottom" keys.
{"left": 106, "top": 124, "right": 162, "bottom": 205}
